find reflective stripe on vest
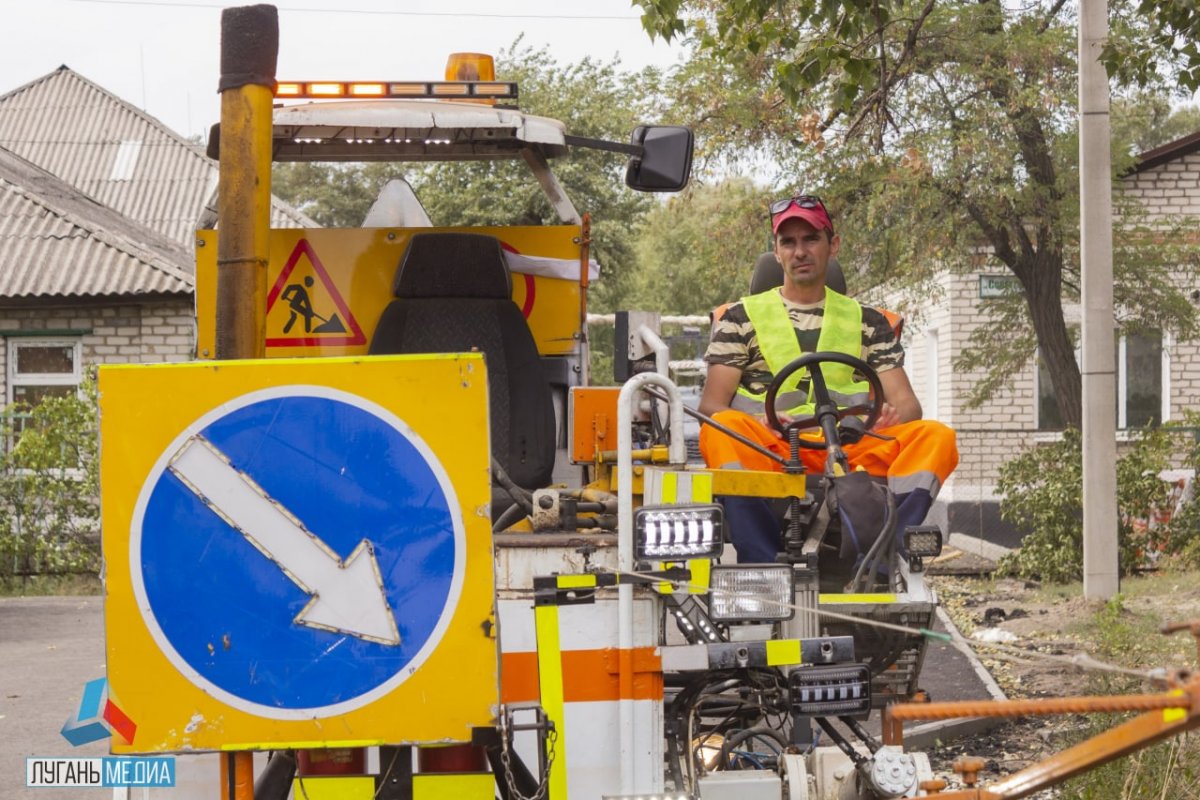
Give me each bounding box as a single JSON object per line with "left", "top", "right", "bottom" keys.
{"left": 734, "top": 286, "right": 871, "bottom": 417}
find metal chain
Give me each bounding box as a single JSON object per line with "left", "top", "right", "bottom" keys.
{"left": 499, "top": 712, "right": 556, "bottom": 800}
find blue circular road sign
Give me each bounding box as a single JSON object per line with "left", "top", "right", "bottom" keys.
{"left": 131, "top": 387, "right": 465, "bottom": 717}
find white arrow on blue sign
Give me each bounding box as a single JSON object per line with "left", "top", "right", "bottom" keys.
{"left": 130, "top": 386, "right": 465, "bottom": 718}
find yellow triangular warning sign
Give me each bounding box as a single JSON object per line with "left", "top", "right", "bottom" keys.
{"left": 265, "top": 239, "right": 365, "bottom": 347}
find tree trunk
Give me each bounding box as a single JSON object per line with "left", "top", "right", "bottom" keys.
{"left": 1021, "top": 254, "right": 1082, "bottom": 429}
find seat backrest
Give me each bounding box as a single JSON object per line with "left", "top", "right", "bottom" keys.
{"left": 749, "top": 252, "right": 847, "bottom": 294}
{"left": 368, "top": 233, "right": 556, "bottom": 491}
{"left": 743, "top": 252, "right": 902, "bottom": 339}
{"left": 713, "top": 253, "right": 850, "bottom": 323}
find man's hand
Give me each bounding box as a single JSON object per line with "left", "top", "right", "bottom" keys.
{"left": 872, "top": 402, "right": 900, "bottom": 431}
{"left": 761, "top": 412, "right": 793, "bottom": 439}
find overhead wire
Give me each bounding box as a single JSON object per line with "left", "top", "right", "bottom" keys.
{"left": 49, "top": 0, "right": 642, "bottom": 21}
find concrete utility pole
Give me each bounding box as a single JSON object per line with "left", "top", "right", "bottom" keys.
{"left": 1079, "top": 0, "right": 1119, "bottom": 600}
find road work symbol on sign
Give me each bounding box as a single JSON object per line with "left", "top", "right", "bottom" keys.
{"left": 132, "top": 386, "right": 465, "bottom": 716}
{"left": 168, "top": 435, "right": 400, "bottom": 645}
{"left": 265, "top": 239, "right": 365, "bottom": 348}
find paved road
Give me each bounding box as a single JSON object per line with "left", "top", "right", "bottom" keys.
{"left": 0, "top": 596, "right": 224, "bottom": 800}
{"left": 1, "top": 594, "right": 1001, "bottom": 798}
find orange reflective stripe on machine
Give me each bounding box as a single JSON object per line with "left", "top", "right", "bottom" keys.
{"left": 501, "top": 648, "right": 663, "bottom": 704}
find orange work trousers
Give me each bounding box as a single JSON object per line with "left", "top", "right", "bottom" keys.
{"left": 699, "top": 410, "right": 959, "bottom": 560}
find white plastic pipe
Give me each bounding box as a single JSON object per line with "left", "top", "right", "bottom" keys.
{"left": 637, "top": 324, "right": 671, "bottom": 377}
{"left": 616, "top": 373, "right": 685, "bottom": 794}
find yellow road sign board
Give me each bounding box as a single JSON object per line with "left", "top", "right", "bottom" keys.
{"left": 195, "top": 226, "right": 585, "bottom": 359}
{"left": 100, "top": 354, "right": 496, "bottom": 752}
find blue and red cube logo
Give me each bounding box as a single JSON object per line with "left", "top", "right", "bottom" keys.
{"left": 61, "top": 678, "right": 136, "bottom": 747}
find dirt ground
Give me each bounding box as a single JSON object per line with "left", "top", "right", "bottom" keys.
{"left": 921, "top": 570, "right": 1200, "bottom": 797}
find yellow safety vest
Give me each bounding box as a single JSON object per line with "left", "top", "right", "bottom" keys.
{"left": 733, "top": 286, "right": 871, "bottom": 417}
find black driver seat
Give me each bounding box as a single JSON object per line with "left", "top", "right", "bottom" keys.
{"left": 368, "top": 233, "right": 556, "bottom": 503}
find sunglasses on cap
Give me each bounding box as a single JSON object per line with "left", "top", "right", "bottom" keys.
{"left": 769, "top": 194, "right": 828, "bottom": 217}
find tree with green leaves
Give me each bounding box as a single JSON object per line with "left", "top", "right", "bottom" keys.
{"left": 272, "top": 42, "right": 667, "bottom": 311}
{"left": 630, "top": 177, "right": 775, "bottom": 314}
{"left": 637, "top": 0, "right": 1200, "bottom": 427}
{"left": 0, "top": 382, "right": 100, "bottom": 578}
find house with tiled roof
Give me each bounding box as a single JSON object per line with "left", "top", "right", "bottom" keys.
{"left": 0, "top": 67, "right": 314, "bottom": 408}
{"left": 0, "top": 66, "right": 311, "bottom": 246}
{"left": 0, "top": 144, "right": 194, "bottom": 406}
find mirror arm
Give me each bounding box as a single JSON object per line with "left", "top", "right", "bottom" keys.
{"left": 562, "top": 134, "right": 645, "bottom": 157}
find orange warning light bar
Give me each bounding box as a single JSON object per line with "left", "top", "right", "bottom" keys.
{"left": 348, "top": 82, "right": 387, "bottom": 97}
{"left": 274, "top": 80, "right": 517, "bottom": 103}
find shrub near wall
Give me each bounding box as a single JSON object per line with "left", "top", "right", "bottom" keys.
{"left": 998, "top": 424, "right": 1200, "bottom": 583}
{"left": 0, "top": 382, "right": 100, "bottom": 577}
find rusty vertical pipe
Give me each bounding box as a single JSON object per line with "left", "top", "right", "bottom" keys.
{"left": 216, "top": 4, "right": 277, "bottom": 360}
{"left": 220, "top": 752, "right": 255, "bottom": 800}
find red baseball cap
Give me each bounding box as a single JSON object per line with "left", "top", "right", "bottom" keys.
{"left": 770, "top": 195, "right": 834, "bottom": 235}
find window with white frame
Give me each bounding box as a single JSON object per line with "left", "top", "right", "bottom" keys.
{"left": 6, "top": 338, "right": 82, "bottom": 410}
{"left": 1037, "top": 332, "right": 1165, "bottom": 431}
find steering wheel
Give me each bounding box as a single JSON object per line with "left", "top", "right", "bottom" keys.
{"left": 763, "top": 352, "right": 884, "bottom": 449}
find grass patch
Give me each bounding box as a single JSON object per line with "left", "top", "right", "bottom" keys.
{"left": 0, "top": 573, "right": 101, "bottom": 597}
{"left": 1057, "top": 706, "right": 1200, "bottom": 799}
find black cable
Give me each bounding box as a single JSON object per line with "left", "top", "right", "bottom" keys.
{"left": 839, "top": 716, "right": 881, "bottom": 754}
{"left": 866, "top": 509, "right": 898, "bottom": 591}
{"left": 491, "top": 457, "right": 533, "bottom": 514}
{"left": 814, "top": 717, "right": 869, "bottom": 768}
{"left": 492, "top": 502, "right": 527, "bottom": 533}
{"left": 848, "top": 491, "right": 892, "bottom": 589}
{"left": 849, "top": 489, "right": 897, "bottom": 592}
{"left": 666, "top": 725, "right": 686, "bottom": 791}
{"left": 717, "top": 726, "right": 790, "bottom": 769}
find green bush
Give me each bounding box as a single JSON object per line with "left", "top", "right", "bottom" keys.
{"left": 997, "top": 425, "right": 1200, "bottom": 583}
{"left": 0, "top": 381, "right": 100, "bottom": 577}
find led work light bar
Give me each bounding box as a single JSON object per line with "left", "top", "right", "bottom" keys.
{"left": 789, "top": 663, "right": 872, "bottom": 717}
{"left": 634, "top": 504, "right": 724, "bottom": 561}
{"left": 903, "top": 526, "right": 943, "bottom": 558}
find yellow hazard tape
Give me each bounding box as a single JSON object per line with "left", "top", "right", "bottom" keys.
{"left": 534, "top": 604, "right": 568, "bottom": 800}
{"left": 1164, "top": 689, "right": 1187, "bottom": 723}
{"left": 765, "top": 639, "right": 802, "bottom": 666}
{"left": 292, "top": 776, "right": 375, "bottom": 800}
{"left": 688, "top": 559, "right": 711, "bottom": 594}
{"left": 819, "top": 593, "right": 897, "bottom": 604}
{"left": 661, "top": 471, "right": 678, "bottom": 503}
{"left": 557, "top": 574, "right": 598, "bottom": 589}
{"left": 413, "top": 773, "right": 495, "bottom": 799}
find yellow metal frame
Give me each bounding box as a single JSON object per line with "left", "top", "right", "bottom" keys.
{"left": 195, "top": 226, "right": 585, "bottom": 360}
{"left": 101, "top": 355, "right": 498, "bottom": 752}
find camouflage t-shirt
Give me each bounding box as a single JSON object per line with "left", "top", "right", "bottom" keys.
{"left": 705, "top": 291, "right": 903, "bottom": 397}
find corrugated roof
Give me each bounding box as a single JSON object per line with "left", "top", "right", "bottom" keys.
{"left": 0, "top": 145, "right": 192, "bottom": 299}
{"left": 0, "top": 66, "right": 315, "bottom": 247}
{"left": 1130, "top": 129, "right": 1200, "bottom": 175}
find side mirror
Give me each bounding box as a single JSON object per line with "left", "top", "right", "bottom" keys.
{"left": 625, "top": 126, "right": 693, "bottom": 193}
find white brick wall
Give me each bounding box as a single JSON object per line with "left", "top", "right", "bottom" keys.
{"left": 866, "top": 151, "right": 1200, "bottom": 540}
{"left": 0, "top": 298, "right": 194, "bottom": 400}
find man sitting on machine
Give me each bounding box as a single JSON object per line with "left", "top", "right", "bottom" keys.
{"left": 698, "top": 194, "right": 958, "bottom": 563}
